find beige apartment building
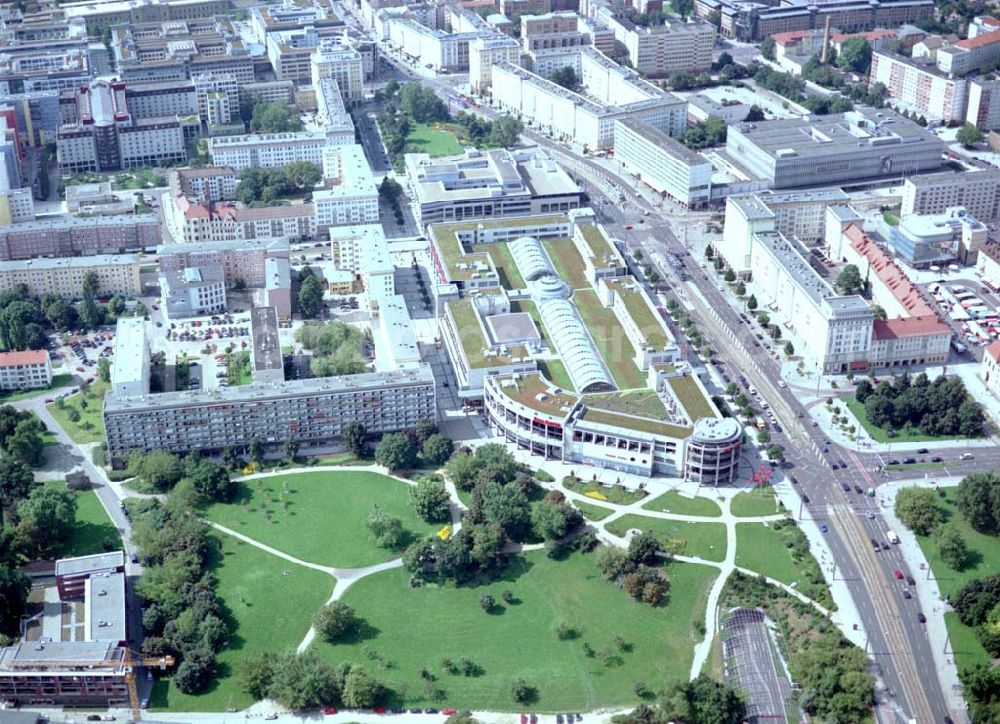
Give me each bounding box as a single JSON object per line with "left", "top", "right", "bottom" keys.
{"left": 0, "top": 255, "right": 141, "bottom": 298}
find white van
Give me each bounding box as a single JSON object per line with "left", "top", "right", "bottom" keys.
{"left": 887, "top": 531, "right": 899, "bottom": 545}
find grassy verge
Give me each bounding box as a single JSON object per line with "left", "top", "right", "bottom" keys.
{"left": 731, "top": 488, "right": 783, "bottom": 517}
{"left": 641, "top": 490, "right": 721, "bottom": 518}
{"left": 735, "top": 520, "right": 834, "bottom": 609}
{"left": 311, "top": 551, "right": 717, "bottom": 711}
{"left": 605, "top": 514, "right": 726, "bottom": 562}
{"left": 46, "top": 381, "right": 109, "bottom": 444}
{"left": 573, "top": 500, "right": 614, "bottom": 521}
{"left": 563, "top": 476, "right": 647, "bottom": 505}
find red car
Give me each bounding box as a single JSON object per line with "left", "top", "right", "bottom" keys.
{"left": 374, "top": 707, "right": 386, "bottom": 714}
{"left": 442, "top": 710, "right": 456, "bottom": 716}
{"left": 894, "top": 569, "right": 904, "bottom": 580}
{"left": 43, "top": 398, "right": 52, "bottom": 404}
{"left": 625, "top": 225, "right": 634, "bottom": 231}
{"left": 322, "top": 707, "right": 338, "bottom": 716}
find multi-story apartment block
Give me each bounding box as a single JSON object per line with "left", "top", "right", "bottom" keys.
{"left": 520, "top": 11, "right": 589, "bottom": 52}
{"left": 62, "top": 0, "right": 234, "bottom": 35}
{"left": 208, "top": 131, "right": 337, "bottom": 171}
{"left": 56, "top": 79, "right": 187, "bottom": 173}
{"left": 0, "top": 214, "right": 161, "bottom": 260}
{"left": 192, "top": 72, "right": 241, "bottom": 126}
{"left": 0, "top": 350, "right": 52, "bottom": 390}
{"left": 314, "top": 145, "right": 379, "bottom": 231}
{"left": 169, "top": 166, "right": 239, "bottom": 203}
{"left": 489, "top": 47, "right": 687, "bottom": 149}
{"left": 725, "top": 107, "right": 943, "bottom": 189}
{"left": 869, "top": 52, "right": 968, "bottom": 124}
{"left": 314, "top": 78, "right": 357, "bottom": 144}
{"left": 311, "top": 36, "right": 366, "bottom": 103}
{"left": 167, "top": 199, "right": 316, "bottom": 243}
{"left": 598, "top": 11, "right": 716, "bottom": 77}
{"left": 613, "top": 118, "right": 712, "bottom": 208}
{"left": 157, "top": 237, "right": 290, "bottom": 289}
{"left": 0, "top": 255, "right": 140, "bottom": 298}
{"left": 936, "top": 17, "right": 1000, "bottom": 76}
{"left": 111, "top": 317, "right": 150, "bottom": 399}
{"left": 902, "top": 170, "right": 1000, "bottom": 221}
{"left": 0, "top": 188, "right": 35, "bottom": 225}
{"left": 404, "top": 146, "right": 583, "bottom": 227}
{"left": 469, "top": 34, "right": 520, "bottom": 93}
{"left": 0, "top": 41, "right": 96, "bottom": 95}
{"left": 981, "top": 340, "right": 1000, "bottom": 399}
{"left": 966, "top": 79, "right": 1000, "bottom": 130}
{"left": 123, "top": 81, "right": 198, "bottom": 120}
{"left": 327, "top": 224, "right": 395, "bottom": 301}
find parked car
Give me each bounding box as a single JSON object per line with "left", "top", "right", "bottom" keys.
{"left": 917, "top": 612, "right": 926, "bottom": 623}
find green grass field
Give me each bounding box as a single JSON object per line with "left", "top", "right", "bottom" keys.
{"left": 542, "top": 239, "right": 590, "bottom": 290}
{"left": 573, "top": 500, "right": 614, "bottom": 521}
{"left": 843, "top": 397, "right": 955, "bottom": 444}
{"left": 641, "top": 490, "right": 721, "bottom": 518}
{"left": 0, "top": 374, "right": 73, "bottom": 404}
{"left": 151, "top": 534, "right": 333, "bottom": 712}
{"left": 605, "top": 514, "right": 726, "bottom": 562}
{"left": 203, "top": 471, "right": 438, "bottom": 568}
{"left": 914, "top": 489, "right": 1000, "bottom": 599}
{"left": 57, "top": 485, "right": 121, "bottom": 558}
{"left": 944, "top": 610, "right": 991, "bottom": 677}
{"left": 572, "top": 289, "right": 647, "bottom": 390}
{"left": 46, "top": 381, "right": 109, "bottom": 444}
{"left": 312, "top": 551, "right": 717, "bottom": 711}
{"left": 734, "top": 521, "right": 833, "bottom": 609}
{"left": 731, "top": 488, "right": 783, "bottom": 517}
{"left": 406, "top": 123, "right": 464, "bottom": 157}
{"left": 537, "top": 359, "right": 574, "bottom": 392}
{"left": 563, "top": 477, "right": 646, "bottom": 505}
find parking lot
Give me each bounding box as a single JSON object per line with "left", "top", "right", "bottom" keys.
{"left": 925, "top": 279, "right": 1000, "bottom": 357}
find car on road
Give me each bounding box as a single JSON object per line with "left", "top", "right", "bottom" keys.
{"left": 854, "top": 484, "right": 864, "bottom": 494}
{"left": 903, "top": 457, "right": 917, "bottom": 465}
{"left": 961, "top": 453, "right": 974, "bottom": 460}
{"left": 894, "top": 569, "right": 904, "bottom": 580}
{"left": 888, "top": 459, "right": 899, "bottom": 466}
{"left": 917, "top": 612, "right": 926, "bottom": 623}
{"left": 906, "top": 574, "right": 915, "bottom": 585}
{"left": 801, "top": 494, "right": 810, "bottom": 504}
{"left": 425, "top": 708, "right": 439, "bottom": 714}
{"left": 264, "top": 715, "right": 278, "bottom": 721}
{"left": 931, "top": 456, "right": 943, "bottom": 462}
{"left": 777, "top": 380, "right": 786, "bottom": 388}
{"left": 838, "top": 459, "right": 846, "bottom": 468}
{"left": 841, "top": 482, "right": 850, "bottom": 492}
{"left": 322, "top": 708, "right": 338, "bottom": 715}
{"left": 866, "top": 510, "right": 876, "bottom": 519}
{"left": 820, "top": 523, "right": 828, "bottom": 533}
{"left": 442, "top": 709, "right": 457, "bottom": 716}
{"left": 790, "top": 476, "right": 798, "bottom": 485}
{"left": 917, "top": 448, "right": 929, "bottom": 454}
{"left": 902, "top": 589, "right": 912, "bottom": 599}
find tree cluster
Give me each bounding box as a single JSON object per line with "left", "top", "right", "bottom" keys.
{"left": 236, "top": 162, "right": 321, "bottom": 207}
{"left": 953, "top": 575, "right": 1000, "bottom": 659}
{"left": 126, "top": 451, "right": 232, "bottom": 503}
{"left": 295, "top": 320, "right": 368, "bottom": 375}
{"left": 548, "top": 67, "right": 581, "bottom": 92}
{"left": 753, "top": 65, "right": 855, "bottom": 115}
{"left": 594, "top": 536, "right": 669, "bottom": 606}
{"left": 834, "top": 264, "right": 864, "bottom": 294}
{"left": 0, "top": 406, "right": 48, "bottom": 467}
{"left": 246, "top": 99, "right": 304, "bottom": 134}
{"left": 240, "top": 650, "right": 387, "bottom": 710}
{"left": 855, "top": 372, "right": 984, "bottom": 438}
{"left": 132, "top": 488, "right": 228, "bottom": 694}
{"left": 893, "top": 487, "right": 942, "bottom": 536}
{"left": 956, "top": 472, "right": 1000, "bottom": 534}
{"left": 453, "top": 112, "right": 523, "bottom": 149}
{"left": 681, "top": 117, "right": 727, "bottom": 149}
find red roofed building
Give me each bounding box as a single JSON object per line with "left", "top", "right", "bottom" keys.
{"left": 843, "top": 224, "right": 938, "bottom": 318}
{"left": 0, "top": 349, "right": 52, "bottom": 391}
{"left": 981, "top": 339, "right": 1000, "bottom": 398}
{"left": 869, "top": 316, "right": 951, "bottom": 368}
{"left": 830, "top": 28, "right": 897, "bottom": 53}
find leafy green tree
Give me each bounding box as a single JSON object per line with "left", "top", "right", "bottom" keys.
{"left": 935, "top": 522, "right": 969, "bottom": 570}
{"left": 756, "top": 429, "right": 771, "bottom": 444}
{"left": 97, "top": 356, "right": 111, "bottom": 383}
{"left": 956, "top": 472, "right": 1000, "bottom": 533}
{"left": 510, "top": 678, "right": 536, "bottom": 704}
{"left": 186, "top": 458, "right": 233, "bottom": 503}
{"left": 835, "top": 38, "right": 873, "bottom": 73}
{"left": 531, "top": 500, "right": 580, "bottom": 541}
{"left": 248, "top": 437, "right": 264, "bottom": 466}
{"left": 469, "top": 522, "right": 505, "bottom": 570}
{"left": 766, "top": 444, "right": 784, "bottom": 461}
{"left": 366, "top": 505, "right": 405, "bottom": 548}
{"left": 238, "top": 650, "right": 274, "bottom": 700}
{"left": 297, "top": 272, "right": 325, "bottom": 319}
{"left": 0, "top": 564, "right": 30, "bottom": 636}
{"left": 414, "top": 418, "right": 438, "bottom": 444}
{"left": 314, "top": 601, "right": 356, "bottom": 642}
{"left": 82, "top": 271, "right": 100, "bottom": 298}
{"left": 895, "top": 487, "right": 942, "bottom": 535}
{"left": 475, "top": 481, "right": 531, "bottom": 541}
{"left": 746, "top": 294, "right": 758, "bottom": 311}
{"left": 374, "top": 432, "right": 418, "bottom": 471}
{"left": 284, "top": 438, "right": 299, "bottom": 463}
{"left": 761, "top": 36, "right": 776, "bottom": 61}
{"left": 129, "top": 450, "right": 184, "bottom": 492}
{"left": 549, "top": 66, "right": 580, "bottom": 91}
{"left": 488, "top": 115, "right": 523, "bottom": 147}
{"left": 595, "top": 545, "right": 635, "bottom": 581}
{"left": 626, "top": 532, "right": 663, "bottom": 566}
{"left": 421, "top": 433, "right": 454, "bottom": 466}
{"left": 783, "top": 341, "right": 795, "bottom": 357}
{"left": 78, "top": 294, "right": 102, "bottom": 331}
{"left": 268, "top": 652, "right": 340, "bottom": 709}
{"left": 342, "top": 666, "right": 386, "bottom": 708}
{"left": 734, "top": 281, "right": 746, "bottom": 296}
{"left": 659, "top": 675, "right": 745, "bottom": 724}
{"left": 446, "top": 451, "right": 478, "bottom": 490}
{"left": 410, "top": 478, "right": 451, "bottom": 523}
{"left": 250, "top": 101, "right": 304, "bottom": 133}
{"left": 342, "top": 421, "right": 370, "bottom": 458}
{"left": 41, "top": 296, "right": 77, "bottom": 331}
{"left": 835, "top": 264, "right": 863, "bottom": 294}
{"left": 15, "top": 485, "right": 76, "bottom": 557}
{"left": 0, "top": 455, "right": 34, "bottom": 519}
{"left": 5, "top": 418, "right": 44, "bottom": 467}
{"left": 958, "top": 123, "right": 985, "bottom": 148}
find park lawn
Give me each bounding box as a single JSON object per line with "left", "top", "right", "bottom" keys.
{"left": 541, "top": 239, "right": 590, "bottom": 290}
{"left": 0, "top": 374, "right": 73, "bottom": 404}
{"left": 572, "top": 289, "right": 647, "bottom": 390}
{"left": 914, "top": 488, "right": 1000, "bottom": 599}
{"left": 641, "top": 490, "right": 721, "bottom": 518}
{"left": 54, "top": 483, "right": 121, "bottom": 558}
{"left": 605, "top": 514, "right": 726, "bottom": 562}
{"left": 472, "top": 242, "right": 525, "bottom": 290}
{"left": 46, "top": 380, "right": 109, "bottom": 444}
{"left": 573, "top": 500, "right": 614, "bottom": 521}
{"left": 731, "top": 488, "right": 784, "bottom": 517}
{"left": 734, "top": 521, "right": 834, "bottom": 610}
{"left": 151, "top": 533, "right": 333, "bottom": 712}
{"left": 563, "top": 477, "right": 647, "bottom": 505}
{"left": 226, "top": 351, "right": 252, "bottom": 386}
{"left": 537, "top": 359, "right": 574, "bottom": 392}
{"left": 203, "top": 471, "right": 438, "bottom": 568}
{"left": 843, "top": 397, "right": 954, "bottom": 444}
{"left": 313, "top": 551, "right": 717, "bottom": 711}
{"left": 406, "top": 123, "right": 463, "bottom": 157}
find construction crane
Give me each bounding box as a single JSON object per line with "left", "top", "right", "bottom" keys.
{"left": 124, "top": 650, "right": 175, "bottom": 721}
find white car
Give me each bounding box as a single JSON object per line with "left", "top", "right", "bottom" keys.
{"left": 777, "top": 380, "right": 787, "bottom": 388}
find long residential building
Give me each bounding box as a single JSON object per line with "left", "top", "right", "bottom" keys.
{"left": 0, "top": 214, "right": 161, "bottom": 260}
{"left": 0, "top": 350, "right": 52, "bottom": 391}
{"left": 157, "top": 237, "right": 290, "bottom": 289}
{"left": 0, "top": 254, "right": 140, "bottom": 298}
{"left": 725, "top": 107, "right": 943, "bottom": 189}
{"left": 902, "top": 170, "right": 1000, "bottom": 221}
{"left": 104, "top": 366, "right": 437, "bottom": 465}
{"left": 869, "top": 52, "right": 968, "bottom": 124}
{"left": 596, "top": 9, "right": 715, "bottom": 76}
{"left": 489, "top": 47, "right": 687, "bottom": 149}
{"left": 208, "top": 132, "right": 344, "bottom": 171}
{"left": 613, "top": 118, "right": 712, "bottom": 208}
{"left": 314, "top": 145, "right": 379, "bottom": 231}
{"left": 404, "top": 146, "right": 583, "bottom": 227}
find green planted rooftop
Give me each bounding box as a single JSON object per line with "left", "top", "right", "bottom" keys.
{"left": 668, "top": 375, "right": 717, "bottom": 422}
{"left": 495, "top": 371, "right": 580, "bottom": 417}
{"left": 448, "top": 299, "right": 529, "bottom": 368}
{"left": 580, "top": 407, "right": 691, "bottom": 439}
{"left": 607, "top": 277, "right": 669, "bottom": 348}
{"left": 577, "top": 223, "right": 619, "bottom": 269}
{"left": 586, "top": 389, "right": 667, "bottom": 419}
